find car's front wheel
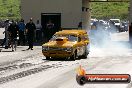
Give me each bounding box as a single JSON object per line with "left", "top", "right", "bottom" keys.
{"left": 46, "top": 57, "right": 50, "bottom": 60}
{"left": 69, "top": 51, "right": 77, "bottom": 61}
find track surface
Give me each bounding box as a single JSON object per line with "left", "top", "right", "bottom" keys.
{"left": 0, "top": 32, "right": 131, "bottom": 88}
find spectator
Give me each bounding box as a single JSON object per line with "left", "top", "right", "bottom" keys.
{"left": 129, "top": 22, "right": 132, "bottom": 42}
{"left": 8, "top": 20, "right": 19, "bottom": 51}
{"left": 18, "top": 19, "right": 26, "bottom": 46}
{"left": 36, "top": 20, "right": 42, "bottom": 42}
{"left": 1, "top": 19, "right": 10, "bottom": 49}
{"left": 78, "top": 22, "right": 82, "bottom": 29}
{"left": 26, "top": 18, "right": 36, "bottom": 50}
{"left": 46, "top": 20, "right": 54, "bottom": 41}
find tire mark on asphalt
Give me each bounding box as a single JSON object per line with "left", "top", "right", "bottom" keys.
{"left": 0, "top": 65, "right": 52, "bottom": 84}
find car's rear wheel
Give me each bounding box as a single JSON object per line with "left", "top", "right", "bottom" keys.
{"left": 82, "top": 46, "right": 89, "bottom": 59}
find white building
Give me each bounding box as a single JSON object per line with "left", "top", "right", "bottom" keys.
{"left": 21, "top": 0, "right": 91, "bottom": 31}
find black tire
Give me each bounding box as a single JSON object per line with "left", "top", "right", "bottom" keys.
{"left": 69, "top": 51, "right": 77, "bottom": 61}
{"left": 82, "top": 47, "right": 89, "bottom": 59}
{"left": 46, "top": 57, "right": 50, "bottom": 60}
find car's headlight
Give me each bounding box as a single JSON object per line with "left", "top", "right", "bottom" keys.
{"left": 42, "top": 46, "right": 49, "bottom": 51}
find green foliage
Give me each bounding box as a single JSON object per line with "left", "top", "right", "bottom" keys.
{"left": 91, "top": 2, "right": 129, "bottom": 20}
{"left": 0, "top": 0, "right": 20, "bottom": 20}
{"left": 0, "top": 0, "right": 129, "bottom": 20}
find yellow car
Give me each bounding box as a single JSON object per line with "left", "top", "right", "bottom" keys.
{"left": 42, "top": 29, "right": 90, "bottom": 60}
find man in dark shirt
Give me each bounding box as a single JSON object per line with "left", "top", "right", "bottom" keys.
{"left": 46, "top": 20, "right": 54, "bottom": 41}
{"left": 8, "top": 20, "right": 19, "bottom": 51}
{"left": 26, "top": 18, "right": 36, "bottom": 50}
{"left": 1, "top": 19, "right": 10, "bottom": 48}
{"left": 129, "top": 22, "right": 132, "bottom": 43}
{"left": 78, "top": 22, "right": 82, "bottom": 29}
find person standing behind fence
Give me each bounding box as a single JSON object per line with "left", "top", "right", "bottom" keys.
{"left": 78, "top": 22, "right": 82, "bottom": 29}
{"left": 8, "top": 20, "right": 19, "bottom": 51}
{"left": 26, "top": 18, "right": 36, "bottom": 50}
{"left": 36, "top": 20, "right": 42, "bottom": 42}
{"left": 18, "top": 19, "right": 25, "bottom": 46}
{"left": 129, "top": 22, "right": 132, "bottom": 43}
{"left": 46, "top": 20, "right": 54, "bottom": 41}
{"left": 1, "top": 19, "right": 10, "bottom": 49}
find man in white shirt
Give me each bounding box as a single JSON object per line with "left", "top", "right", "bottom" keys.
{"left": 36, "top": 20, "right": 42, "bottom": 42}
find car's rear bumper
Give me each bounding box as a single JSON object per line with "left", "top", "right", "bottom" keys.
{"left": 42, "top": 50, "right": 73, "bottom": 58}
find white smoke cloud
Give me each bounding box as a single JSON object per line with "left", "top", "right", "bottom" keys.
{"left": 87, "top": 21, "right": 130, "bottom": 54}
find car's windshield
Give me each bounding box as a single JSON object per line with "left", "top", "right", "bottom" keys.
{"left": 51, "top": 35, "right": 78, "bottom": 42}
